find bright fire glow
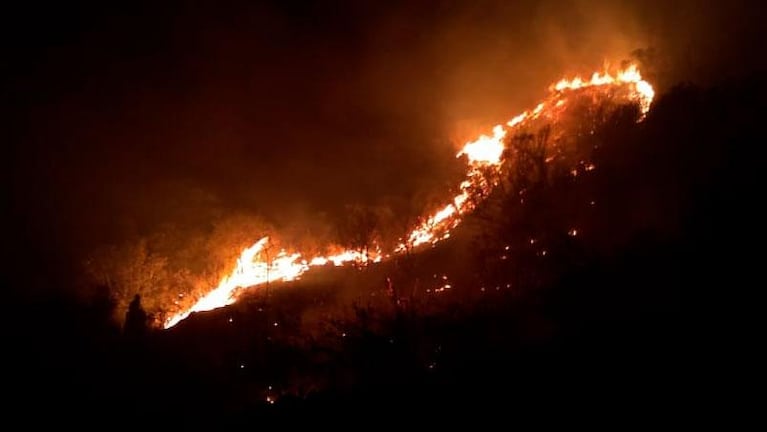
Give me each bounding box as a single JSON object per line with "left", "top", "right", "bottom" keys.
{"left": 163, "top": 238, "right": 383, "bottom": 328}
{"left": 163, "top": 63, "right": 654, "bottom": 329}
{"left": 552, "top": 64, "right": 655, "bottom": 114}
{"left": 457, "top": 125, "right": 506, "bottom": 165}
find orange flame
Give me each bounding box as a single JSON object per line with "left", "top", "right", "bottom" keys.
{"left": 163, "top": 63, "right": 654, "bottom": 329}
{"left": 163, "top": 239, "right": 382, "bottom": 328}
{"left": 164, "top": 237, "right": 308, "bottom": 328}
{"left": 457, "top": 125, "right": 507, "bottom": 165}
{"left": 551, "top": 64, "right": 654, "bottom": 114}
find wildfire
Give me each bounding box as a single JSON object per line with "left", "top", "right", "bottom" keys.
{"left": 551, "top": 64, "right": 655, "bottom": 114}
{"left": 164, "top": 238, "right": 383, "bottom": 328}
{"left": 457, "top": 125, "right": 507, "bottom": 165}
{"left": 163, "top": 63, "right": 654, "bottom": 329}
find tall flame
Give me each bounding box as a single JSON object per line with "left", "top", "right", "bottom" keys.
{"left": 163, "top": 63, "right": 654, "bottom": 329}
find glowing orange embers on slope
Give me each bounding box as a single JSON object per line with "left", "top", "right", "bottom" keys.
{"left": 163, "top": 63, "right": 654, "bottom": 329}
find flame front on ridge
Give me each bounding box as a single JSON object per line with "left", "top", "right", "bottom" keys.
{"left": 163, "top": 63, "right": 654, "bottom": 329}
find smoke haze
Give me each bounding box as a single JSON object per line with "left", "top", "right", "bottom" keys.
{"left": 5, "top": 0, "right": 764, "bottom": 295}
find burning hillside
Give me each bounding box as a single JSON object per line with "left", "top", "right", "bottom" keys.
{"left": 163, "top": 64, "right": 654, "bottom": 329}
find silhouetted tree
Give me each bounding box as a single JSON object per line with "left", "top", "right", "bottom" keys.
{"left": 124, "top": 294, "right": 148, "bottom": 339}
{"left": 338, "top": 204, "right": 380, "bottom": 264}
{"left": 83, "top": 238, "right": 169, "bottom": 325}
{"left": 506, "top": 125, "right": 550, "bottom": 192}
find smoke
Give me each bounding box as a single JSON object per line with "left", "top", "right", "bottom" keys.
{"left": 6, "top": 0, "right": 764, "bottom": 298}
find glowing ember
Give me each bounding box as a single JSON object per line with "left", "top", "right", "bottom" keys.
{"left": 163, "top": 63, "right": 655, "bottom": 329}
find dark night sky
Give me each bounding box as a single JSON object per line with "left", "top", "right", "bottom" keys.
{"left": 5, "top": 0, "right": 765, "bottom": 295}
